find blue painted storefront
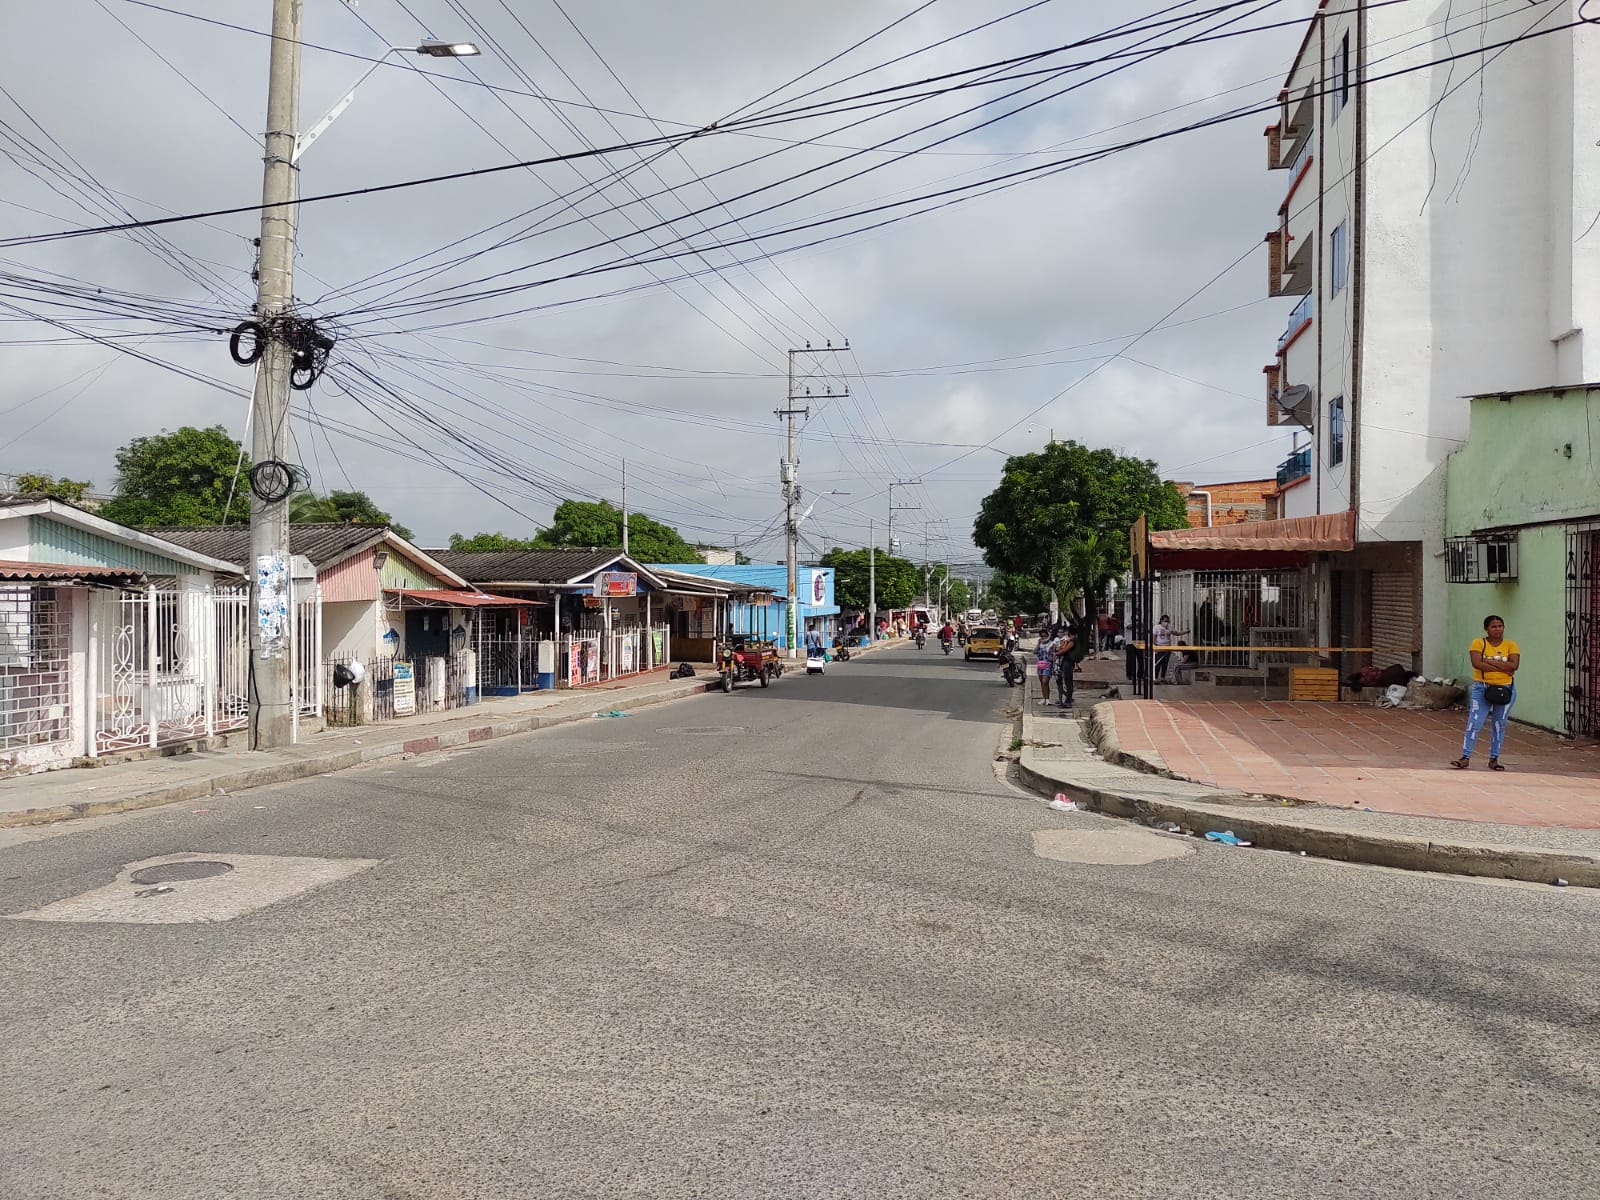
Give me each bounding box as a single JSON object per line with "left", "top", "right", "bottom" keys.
{"left": 649, "top": 563, "right": 838, "bottom": 649}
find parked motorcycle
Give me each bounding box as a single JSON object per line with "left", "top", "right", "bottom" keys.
{"left": 1001, "top": 650, "right": 1026, "bottom": 688}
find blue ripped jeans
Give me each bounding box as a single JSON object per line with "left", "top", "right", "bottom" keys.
{"left": 1461, "top": 681, "right": 1514, "bottom": 758}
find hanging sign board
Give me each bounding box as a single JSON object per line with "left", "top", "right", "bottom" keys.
{"left": 1129, "top": 515, "right": 1149, "bottom": 579}
{"left": 594, "top": 571, "right": 637, "bottom": 597}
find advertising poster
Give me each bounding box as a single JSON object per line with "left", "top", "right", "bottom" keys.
{"left": 810, "top": 570, "right": 827, "bottom": 606}
{"left": 620, "top": 632, "right": 636, "bottom": 674}
{"left": 585, "top": 638, "right": 602, "bottom": 683}
{"left": 392, "top": 661, "right": 416, "bottom": 715}
{"left": 255, "top": 554, "right": 290, "bottom": 659}
{"left": 651, "top": 629, "right": 664, "bottom": 668}
{"left": 567, "top": 642, "right": 582, "bottom": 688}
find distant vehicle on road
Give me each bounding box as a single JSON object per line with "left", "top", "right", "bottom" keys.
{"left": 965, "top": 626, "right": 1005, "bottom": 661}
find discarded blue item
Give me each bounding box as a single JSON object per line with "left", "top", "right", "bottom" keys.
{"left": 1204, "top": 830, "right": 1251, "bottom": 847}
{"left": 592, "top": 709, "right": 628, "bottom": 718}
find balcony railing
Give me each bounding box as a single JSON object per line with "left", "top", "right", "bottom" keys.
{"left": 1277, "top": 293, "right": 1313, "bottom": 350}
{"left": 1276, "top": 447, "right": 1312, "bottom": 485}
{"left": 1285, "top": 135, "right": 1312, "bottom": 182}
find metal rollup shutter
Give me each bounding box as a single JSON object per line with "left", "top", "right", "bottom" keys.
{"left": 1370, "top": 570, "right": 1417, "bottom": 670}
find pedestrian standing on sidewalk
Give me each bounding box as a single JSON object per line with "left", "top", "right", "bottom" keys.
{"left": 1053, "top": 626, "right": 1077, "bottom": 707}
{"left": 1153, "top": 614, "right": 1174, "bottom": 681}
{"left": 1453, "top": 614, "right": 1520, "bottom": 770}
{"left": 1035, "top": 627, "right": 1055, "bottom": 705}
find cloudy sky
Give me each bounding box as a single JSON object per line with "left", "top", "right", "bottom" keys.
{"left": 2, "top": 0, "right": 1327, "bottom": 567}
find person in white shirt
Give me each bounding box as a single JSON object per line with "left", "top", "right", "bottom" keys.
{"left": 1153, "top": 614, "right": 1174, "bottom": 681}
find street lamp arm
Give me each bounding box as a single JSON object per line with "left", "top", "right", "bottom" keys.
{"left": 292, "top": 42, "right": 479, "bottom": 163}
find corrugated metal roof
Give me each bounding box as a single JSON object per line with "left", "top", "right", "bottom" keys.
{"left": 385, "top": 588, "right": 543, "bottom": 607}
{"left": 1150, "top": 510, "right": 1355, "bottom": 552}
{"left": 431, "top": 548, "right": 663, "bottom": 587}
{"left": 149, "top": 524, "right": 388, "bottom": 570}
{"left": 0, "top": 559, "right": 147, "bottom": 585}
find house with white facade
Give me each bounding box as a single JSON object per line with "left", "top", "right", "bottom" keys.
{"left": 0, "top": 497, "right": 246, "bottom": 773}
{"left": 1260, "top": 0, "right": 1599, "bottom": 674}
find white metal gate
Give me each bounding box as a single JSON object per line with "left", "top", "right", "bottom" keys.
{"left": 92, "top": 586, "right": 263, "bottom": 754}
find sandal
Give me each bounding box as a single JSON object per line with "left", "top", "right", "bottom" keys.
{"left": 1488, "top": 758, "right": 1505, "bottom": 771}
{"left": 1450, "top": 757, "right": 1471, "bottom": 769}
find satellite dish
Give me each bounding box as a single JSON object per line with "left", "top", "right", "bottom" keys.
{"left": 1275, "top": 382, "right": 1314, "bottom": 430}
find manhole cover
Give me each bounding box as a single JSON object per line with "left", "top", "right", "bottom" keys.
{"left": 659, "top": 725, "right": 749, "bottom": 736}
{"left": 129, "top": 860, "right": 235, "bottom": 885}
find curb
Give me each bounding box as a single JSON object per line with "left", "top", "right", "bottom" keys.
{"left": 1017, "top": 705, "right": 1600, "bottom": 889}
{"left": 2, "top": 678, "right": 717, "bottom": 830}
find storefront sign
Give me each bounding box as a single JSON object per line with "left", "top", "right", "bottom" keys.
{"left": 393, "top": 661, "right": 416, "bottom": 715}
{"left": 810, "top": 570, "right": 827, "bottom": 606}
{"left": 594, "top": 571, "right": 637, "bottom": 597}
{"left": 583, "top": 596, "right": 603, "bottom": 608}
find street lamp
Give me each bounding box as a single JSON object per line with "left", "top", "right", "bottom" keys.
{"left": 293, "top": 41, "right": 481, "bottom": 163}
{"left": 245, "top": 14, "right": 479, "bottom": 750}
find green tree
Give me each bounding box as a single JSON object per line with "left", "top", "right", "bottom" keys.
{"left": 819, "top": 546, "right": 920, "bottom": 610}
{"left": 989, "top": 569, "right": 1052, "bottom": 617}
{"left": 449, "top": 530, "right": 540, "bottom": 551}
{"left": 947, "top": 578, "right": 971, "bottom": 612}
{"left": 99, "top": 425, "right": 250, "bottom": 527}
{"left": 972, "top": 440, "right": 1186, "bottom": 613}
{"left": 531, "top": 499, "right": 703, "bottom": 563}
{"left": 14, "top": 472, "right": 92, "bottom": 503}
{"left": 292, "top": 489, "right": 413, "bottom": 540}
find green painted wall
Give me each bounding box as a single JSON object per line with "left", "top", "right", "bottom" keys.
{"left": 379, "top": 548, "right": 449, "bottom": 591}
{"left": 30, "top": 516, "right": 187, "bottom": 576}
{"left": 1446, "top": 388, "right": 1600, "bottom": 533}
{"left": 1445, "top": 387, "right": 1600, "bottom": 733}
{"left": 1444, "top": 527, "right": 1565, "bottom": 731}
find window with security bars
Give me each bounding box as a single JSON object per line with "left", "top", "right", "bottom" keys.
{"left": 0, "top": 585, "right": 72, "bottom": 750}
{"left": 1445, "top": 535, "right": 1518, "bottom": 583}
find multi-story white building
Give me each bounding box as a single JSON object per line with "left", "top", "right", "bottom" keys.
{"left": 1261, "top": 0, "right": 1599, "bottom": 674}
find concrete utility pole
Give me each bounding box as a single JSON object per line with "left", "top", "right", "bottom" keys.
{"left": 868, "top": 518, "right": 876, "bottom": 640}
{"left": 887, "top": 478, "right": 920, "bottom": 569}
{"left": 246, "top": 0, "right": 304, "bottom": 750}
{"left": 621, "top": 458, "right": 628, "bottom": 554}
{"left": 780, "top": 344, "right": 847, "bottom": 658}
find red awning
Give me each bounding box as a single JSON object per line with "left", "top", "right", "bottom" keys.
{"left": 385, "top": 588, "right": 542, "bottom": 608}
{"left": 1145, "top": 508, "right": 1356, "bottom": 563}
{"left": 0, "top": 559, "right": 148, "bottom": 587}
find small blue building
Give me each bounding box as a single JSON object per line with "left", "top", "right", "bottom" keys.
{"left": 649, "top": 564, "right": 838, "bottom": 649}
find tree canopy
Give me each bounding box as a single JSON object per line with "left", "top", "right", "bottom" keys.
{"left": 14, "top": 472, "right": 92, "bottom": 503}
{"left": 465, "top": 500, "right": 705, "bottom": 563}
{"left": 99, "top": 425, "right": 250, "bottom": 527}
{"left": 449, "top": 531, "right": 540, "bottom": 551}
{"left": 819, "top": 546, "right": 920, "bottom": 610}
{"left": 972, "top": 440, "right": 1187, "bottom": 614}
{"left": 291, "top": 489, "right": 412, "bottom": 540}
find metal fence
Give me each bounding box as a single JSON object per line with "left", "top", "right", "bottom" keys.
{"left": 1565, "top": 522, "right": 1600, "bottom": 738}
{"left": 1157, "top": 569, "right": 1308, "bottom": 669}
{"left": 90, "top": 585, "right": 257, "bottom": 755}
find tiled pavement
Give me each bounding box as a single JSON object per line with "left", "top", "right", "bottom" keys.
{"left": 1106, "top": 700, "right": 1600, "bottom": 829}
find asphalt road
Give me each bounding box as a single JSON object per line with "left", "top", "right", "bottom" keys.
{"left": 2, "top": 644, "right": 1597, "bottom": 1199}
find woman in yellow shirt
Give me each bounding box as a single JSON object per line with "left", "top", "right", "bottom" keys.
{"left": 1451, "top": 614, "right": 1519, "bottom": 770}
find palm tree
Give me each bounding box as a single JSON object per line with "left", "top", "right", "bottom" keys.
{"left": 289, "top": 492, "right": 340, "bottom": 524}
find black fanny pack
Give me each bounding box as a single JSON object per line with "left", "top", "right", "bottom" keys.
{"left": 1483, "top": 683, "right": 1513, "bottom": 706}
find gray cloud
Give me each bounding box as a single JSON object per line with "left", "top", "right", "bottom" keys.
{"left": 3, "top": 0, "right": 1318, "bottom": 562}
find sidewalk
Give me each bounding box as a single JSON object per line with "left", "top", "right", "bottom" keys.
{"left": 0, "top": 666, "right": 717, "bottom": 829}
{"left": 1100, "top": 700, "right": 1600, "bottom": 828}
{"left": 1015, "top": 694, "right": 1600, "bottom": 888}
